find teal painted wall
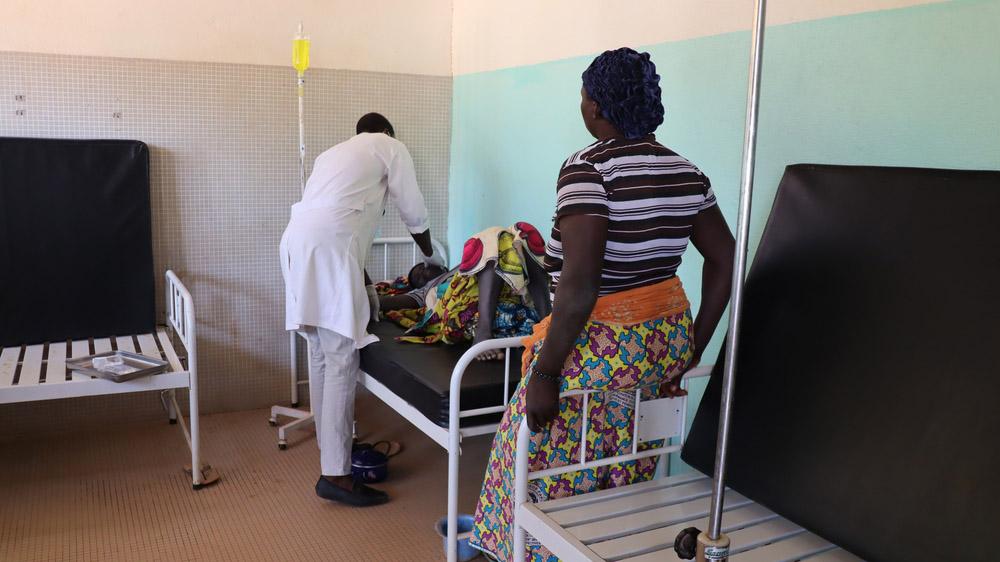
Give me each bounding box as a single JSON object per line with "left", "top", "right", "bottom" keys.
{"left": 450, "top": 0, "right": 999, "bottom": 348}
{"left": 448, "top": 1, "right": 1000, "bottom": 469}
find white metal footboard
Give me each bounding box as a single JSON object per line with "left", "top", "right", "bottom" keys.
{"left": 508, "top": 366, "right": 859, "bottom": 561}
{"left": 509, "top": 370, "right": 705, "bottom": 560}
{"left": 271, "top": 236, "right": 449, "bottom": 446}
{"left": 443, "top": 337, "right": 525, "bottom": 562}
{"left": 164, "top": 270, "right": 215, "bottom": 489}
{"left": 368, "top": 236, "right": 448, "bottom": 283}
{"left": 0, "top": 270, "right": 213, "bottom": 490}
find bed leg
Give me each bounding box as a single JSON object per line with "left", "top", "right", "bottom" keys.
{"left": 447, "top": 428, "right": 461, "bottom": 562}
{"left": 185, "top": 343, "right": 218, "bottom": 489}
{"left": 290, "top": 331, "right": 300, "bottom": 407}
{"left": 696, "top": 531, "right": 731, "bottom": 562}
{"left": 162, "top": 390, "right": 178, "bottom": 424}
{"left": 190, "top": 383, "right": 202, "bottom": 489}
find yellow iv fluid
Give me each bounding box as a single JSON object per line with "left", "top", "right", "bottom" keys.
{"left": 292, "top": 38, "right": 310, "bottom": 75}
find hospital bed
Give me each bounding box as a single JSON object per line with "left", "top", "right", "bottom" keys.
{"left": 511, "top": 384, "right": 861, "bottom": 562}
{"left": 0, "top": 137, "right": 214, "bottom": 490}
{"left": 0, "top": 271, "right": 215, "bottom": 489}
{"left": 511, "top": 160, "right": 1000, "bottom": 562}
{"left": 268, "top": 237, "right": 532, "bottom": 560}
{"left": 270, "top": 236, "right": 458, "bottom": 447}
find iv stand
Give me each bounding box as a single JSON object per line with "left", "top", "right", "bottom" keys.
{"left": 297, "top": 72, "right": 306, "bottom": 193}
{"left": 293, "top": 22, "right": 309, "bottom": 194}
{"left": 697, "top": 0, "right": 768, "bottom": 560}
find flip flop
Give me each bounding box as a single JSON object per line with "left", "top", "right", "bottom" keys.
{"left": 372, "top": 440, "right": 403, "bottom": 458}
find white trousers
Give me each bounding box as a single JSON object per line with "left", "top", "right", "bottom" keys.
{"left": 302, "top": 327, "right": 359, "bottom": 476}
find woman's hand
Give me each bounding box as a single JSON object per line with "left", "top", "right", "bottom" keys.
{"left": 527, "top": 213, "right": 605, "bottom": 431}
{"left": 525, "top": 374, "right": 561, "bottom": 432}
{"left": 659, "top": 345, "right": 703, "bottom": 398}
{"left": 659, "top": 377, "right": 688, "bottom": 398}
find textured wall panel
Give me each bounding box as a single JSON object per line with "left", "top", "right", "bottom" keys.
{"left": 0, "top": 51, "right": 451, "bottom": 438}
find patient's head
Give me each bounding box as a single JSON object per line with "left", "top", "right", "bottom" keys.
{"left": 407, "top": 263, "right": 447, "bottom": 288}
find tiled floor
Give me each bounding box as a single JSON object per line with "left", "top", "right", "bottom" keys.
{"left": 0, "top": 391, "right": 492, "bottom": 561}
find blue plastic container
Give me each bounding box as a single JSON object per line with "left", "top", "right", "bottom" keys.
{"left": 435, "top": 514, "right": 479, "bottom": 562}
{"left": 351, "top": 446, "right": 388, "bottom": 483}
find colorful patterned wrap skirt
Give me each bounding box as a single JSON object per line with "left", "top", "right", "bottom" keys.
{"left": 470, "top": 277, "right": 695, "bottom": 561}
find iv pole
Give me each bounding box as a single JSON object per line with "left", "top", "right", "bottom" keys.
{"left": 697, "top": 0, "right": 767, "bottom": 560}
{"left": 293, "top": 22, "right": 310, "bottom": 193}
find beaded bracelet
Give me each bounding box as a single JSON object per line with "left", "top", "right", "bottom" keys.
{"left": 531, "top": 366, "right": 562, "bottom": 384}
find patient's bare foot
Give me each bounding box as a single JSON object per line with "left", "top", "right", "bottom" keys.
{"left": 477, "top": 348, "right": 504, "bottom": 361}
{"left": 473, "top": 329, "right": 504, "bottom": 361}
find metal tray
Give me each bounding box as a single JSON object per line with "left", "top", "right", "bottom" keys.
{"left": 66, "top": 350, "right": 169, "bottom": 383}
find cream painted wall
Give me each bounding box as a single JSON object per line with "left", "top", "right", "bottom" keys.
{"left": 5, "top": 0, "right": 952, "bottom": 76}
{"left": 452, "top": 0, "right": 945, "bottom": 74}
{"left": 4, "top": 0, "right": 453, "bottom": 75}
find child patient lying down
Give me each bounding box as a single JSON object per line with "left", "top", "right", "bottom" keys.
{"left": 375, "top": 222, "right": 552, "bottom": 360}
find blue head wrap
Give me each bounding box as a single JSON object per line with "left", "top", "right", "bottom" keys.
{"left": 582, "top": 48, "right": 664, "bottom": 139}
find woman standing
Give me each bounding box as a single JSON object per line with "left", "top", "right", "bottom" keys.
{"left": 470, "top": 48, "right": 735, "bottom": 561}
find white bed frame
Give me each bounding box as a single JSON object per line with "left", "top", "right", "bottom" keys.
{"left": 512, "top": 380, "right": 859, "bottom": 561}
{"left": 268, "top": 236, "right": 452, "bottom": 447}
{"left": 0, "top": 271, "right": 215, "bottom": 489}
{"left": 267, "top": 237, "right": 542, "bottom": 561}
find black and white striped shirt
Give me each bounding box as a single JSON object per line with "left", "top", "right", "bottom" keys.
{"left": 545, "top": 136, "right": 717, "bottom": 296}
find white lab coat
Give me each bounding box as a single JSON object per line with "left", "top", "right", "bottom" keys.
{"left": 280, "top": 133, "right": 429, "bottom": 348}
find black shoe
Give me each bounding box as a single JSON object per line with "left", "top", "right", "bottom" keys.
{"left": 315, "top": 476, "right": 389, "bottom": 507}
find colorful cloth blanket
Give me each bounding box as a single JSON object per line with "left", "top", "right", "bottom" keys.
{"left": 374, "top": 275, "right": 412, "bottom": 296}
{"left": 459, "top": 222, "right": 546, "bottom": 296}
{"left": 384, "top": 222, "right": 546, "bottom": 344}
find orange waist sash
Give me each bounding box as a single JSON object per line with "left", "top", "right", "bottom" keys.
{"left": 522, "top": 277, "right": 690, "bottom": 372}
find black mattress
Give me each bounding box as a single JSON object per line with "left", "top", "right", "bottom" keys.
{"left": 682, "top": 164, "right": 1000, "bottom": 562}
{"left": 0, "top": 137, "right": 155, "bottom": 347}
{"left": 360, "top": 322, "right": 522, "bottom": 428}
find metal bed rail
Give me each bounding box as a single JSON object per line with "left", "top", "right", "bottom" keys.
{"left": 164, "top": 270, "right": 214, "bottom": 488}
{"left": 0, "top": 270, "right": 213, "bottom": 489}
{"left": 509, "top": 367, "right": 712, "bottom": 558}
{"left": 442, "top": 364, "right": 715, "bottom": 562}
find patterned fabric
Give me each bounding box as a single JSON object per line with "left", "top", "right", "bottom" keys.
{"left": 386, "top": 224, "right": 545, "bottom": 345}
{"left": 471, "top": 278, "right": 694, "bottom": 562}
{"left": 386, "top": 270, "right": 539, "bottom": 345}
{"left": 461, "top": 224, "right": 547, "bottom": 296}
{"left": 374, "top": 275, "right": 412, "bottom": 296}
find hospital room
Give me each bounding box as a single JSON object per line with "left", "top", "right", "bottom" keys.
{"left": 2, "top": 0, "right": 999, "bottom": 560}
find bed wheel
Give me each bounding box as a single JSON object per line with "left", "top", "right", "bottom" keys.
{"left": 674, "top": 526, "right": 700, "bottom": 560}
{"left": 169, "top": 419, "right": 177, "bottom": 425}
{"left": 290, "top": 402, "right": 299, "bottom": 408}
{"left": 268, "top": 418, "right": 278, "bottom": 427}
{"left": 278, "top": 443, "right": 288, "bottom": 450}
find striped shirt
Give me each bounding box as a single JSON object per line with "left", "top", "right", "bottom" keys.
{"left": 545, "top": 135, "right": 717, "bottom": 296}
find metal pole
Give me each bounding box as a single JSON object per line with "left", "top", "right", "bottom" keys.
{"left": 298, "top": 74, "right": 306, "bottom": 193}
{"left": 707, "top": 0, "right": 768, "bottom": 541}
